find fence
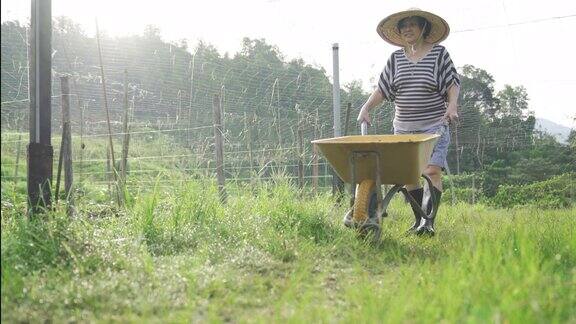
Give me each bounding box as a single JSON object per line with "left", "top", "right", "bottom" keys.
{"left": 1, "top": 10, "right": 570, "bottom": 208}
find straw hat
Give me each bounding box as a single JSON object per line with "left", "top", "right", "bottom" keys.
{"left": 376, "top": 8, "right": 450, "bottom": 47}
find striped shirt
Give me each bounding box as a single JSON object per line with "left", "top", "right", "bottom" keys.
{"left": 377, "top": 44, "right": 460, "bottom": 131}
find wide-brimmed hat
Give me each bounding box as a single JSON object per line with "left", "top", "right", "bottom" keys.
{"left": 376, "top": 8, "right": 450, "bottom": 47}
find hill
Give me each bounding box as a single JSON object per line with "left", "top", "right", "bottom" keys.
{"left": 535, "top": 118, "right": 573, "bottom": 144}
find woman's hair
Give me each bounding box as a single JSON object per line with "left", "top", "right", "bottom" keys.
{"left": 397, "top": 16, "right": 432, "bottom": 38}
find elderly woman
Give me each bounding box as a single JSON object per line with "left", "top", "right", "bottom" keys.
{"left": 356, "top": 9, "right": 460, "bottom": 236}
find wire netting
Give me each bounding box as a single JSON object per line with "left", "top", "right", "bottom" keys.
{"left": 1, "top": 5, "right": 573, "bottom": 203}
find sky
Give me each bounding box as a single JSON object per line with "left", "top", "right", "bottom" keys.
{"left": 2, "top": 0, "right": 575, "bottom": 128}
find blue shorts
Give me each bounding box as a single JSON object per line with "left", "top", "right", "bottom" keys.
{"left": 394, "top": 124, "right": 450, "bottom": 170}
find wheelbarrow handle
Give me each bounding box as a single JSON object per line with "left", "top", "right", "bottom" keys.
{"left": 361, "top": 121, "right": 368, "bottom": 136}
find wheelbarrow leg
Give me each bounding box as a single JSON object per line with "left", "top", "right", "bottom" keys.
{"left": 360, "top": 182, "right": 403, "bottom": 243}
{"left": 405, "top": 187, "right": 424, "bottom": 233}
{"left": 382, "top": 184, "right": 404, "bottom": 215}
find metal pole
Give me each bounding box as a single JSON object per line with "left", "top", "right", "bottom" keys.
{"left": 332, "top": 43, "right": 344, "bottom": 198}
{"left": 27, "top": 0, "right": 53, "bottom": 214}
{"left": 332, "top": 43, "right": 341, "bottom": 137}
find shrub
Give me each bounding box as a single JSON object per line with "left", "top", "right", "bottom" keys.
{"left": 442, "top": 173, "right": 483, "bottom": 204}
{"left": 442, "top": 187, "right": 482, "bottom": 204}
{"left": 490, "top": 173, "right": 576, "bottom": 208}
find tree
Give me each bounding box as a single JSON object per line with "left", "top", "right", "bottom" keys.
{"left": 569, "top": 130, "right": 576, "bottom": 150}
{"left": 448, "top": 65, "right": 496, "bottom": 172}
{"left": 459, "top": 64, "right": 496, "bottom": 117}
{"left": 495, "top": 85, "right": 530, "bottom": 119}
{"left": 3, "top": 17, "right": 570, "bottom": 199}
{"left": 143, "top": 25, "right": 162, "bottom": 41}
{"left": 568, "top": 116, "right": 576, "bottom": 150}
{"left": 342, "top": 80, "right": 367, "bottom": 107}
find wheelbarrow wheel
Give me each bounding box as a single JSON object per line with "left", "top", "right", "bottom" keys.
{"left": 352, "top": 179, "right": 378, "bottom": 223}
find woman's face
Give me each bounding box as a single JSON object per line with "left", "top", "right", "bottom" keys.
{"left": 398, "top": 17, "right": 423, "bottom": 45}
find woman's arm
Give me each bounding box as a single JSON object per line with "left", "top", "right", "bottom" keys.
{"left": 357, "top": 88, "right": 384, "bottom": 125}
{"left": 444, "top": 83, "right": 460, "bottom": 124}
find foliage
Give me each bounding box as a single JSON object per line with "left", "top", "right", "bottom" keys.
{"left": 1, "top": 18, "right": 574, "bottom": 202}
{"left": 490, "top": 172, "right": 576, "bottom": 209}
{"left": 478, "top": 133, "right": 576, "bottom": 197}
{"left": 442, "top": 173, "right": 483, "bottom": 204}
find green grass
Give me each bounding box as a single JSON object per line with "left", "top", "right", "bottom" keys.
{"left": 1, "top": 131, "right": 575, "bottom": 322}
{"left": 1, "top": 176, "right": 575, "bottom": 323}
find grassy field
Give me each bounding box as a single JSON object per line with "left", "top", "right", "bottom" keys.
{"left": 1, "top": 131, "right": 575, "bottom": 323}
{"left": 1, "top": 176, "right": 575, "bottom": 323}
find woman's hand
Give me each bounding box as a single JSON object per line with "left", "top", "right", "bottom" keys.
{"left": 444, "top": 102, "right": 459, "bottom": 125}
{"left": 356, "top": 88, "right": 384, "bottom": 126}
{"left": 357, "top": 106, "right": 372, "bottom": 126}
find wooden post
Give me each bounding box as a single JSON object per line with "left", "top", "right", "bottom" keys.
{"left": 177, "top": 89, "right": 182, "bottom": 125}
{"left": 476, "top": 128, "right": 482, "bottom": 168}
{"left": 270, "top": 78, "right": 281, "bottom": 147}
{"left": 331, "top": 103, "right": 349, "bottom": 198}
{"left": 96, "top": 19, "right": 120, "bottom": 205}
{"left": 313, "top": 106, "right": 319, "bottom": 193}
{"left": 120, "top": 69, "right": 131, "bottom": 205}
{"left": 55, "top": 80, "right": 73, "bottom": 212}
{"left": 213, "top": 94, "right": 226, "bottom": 203}
{"left": 312, "top": 144, "right": 318, "bottom": 194}
{"left": 79, "top": 100, "right": 85, "bottom": 183}
{"left": 55, "top": 126, "right": 66, "bottom": 203}
{"left": 188, "top": 55, "right": 195, "bottom": 144}
{"left": 14, "top": 134, "right": 22, "bottom": 186}
{"left": 27, "top": 0, "right": 53, "bottom": 214}
{"left": 297, "top": 112, "right": 304, "bottom": 190}
{"left": 220, "top": 85, "right": 226, "bottom": 131}
{"left": 244, "top": 112, "right": 254, "bottom": 175}
{"left": 106, "top": 147, "right": 111, "bottom": 200}
{"left": 344, "top": 102, "right": 352, "bottom": 136}
{"left": 338, "top": 103, "right": 353, "bottom": 201}
{"left": 61, "top": 76, "right": 74, "bottom": 214}
{"left": 454, "top": 124, "right": 460, "bottom": 174}
{"left": 472, "top": 174, "right": 476, "bottom": 204}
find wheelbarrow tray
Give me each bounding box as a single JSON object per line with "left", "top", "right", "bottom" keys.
{"left": 312, "top": 134, "right": 439, "bottom": 185}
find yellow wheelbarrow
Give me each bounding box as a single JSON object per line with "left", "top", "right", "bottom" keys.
{"left": 312, "top": 122, "right": 440, "bottom": 242}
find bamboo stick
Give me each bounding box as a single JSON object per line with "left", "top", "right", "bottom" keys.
{"left": 95, "top": 19, "right": 120, "bottom": 205}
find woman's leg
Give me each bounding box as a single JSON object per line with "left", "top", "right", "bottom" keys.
{"left": 416, "top": 123, "right": 450, "bottom": 236}
{"left": 423, "top": 165, "right": 443, "bottom": 191}
{"left": 416, "top": 165, "right": 444, "bottom": 236}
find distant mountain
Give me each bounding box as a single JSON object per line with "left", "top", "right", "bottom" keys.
{"left": 535, "top": 118, "right": 573, "bottom": 144}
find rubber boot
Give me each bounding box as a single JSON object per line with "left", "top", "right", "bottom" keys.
{"left": 343, "top": 208, "right": 353, "bottom": 228}
{"left": 406, "top": 188, "right": 424, "bottom": 233}
{"left": 416, "top": 186, "right": 442, "bottom": 236}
